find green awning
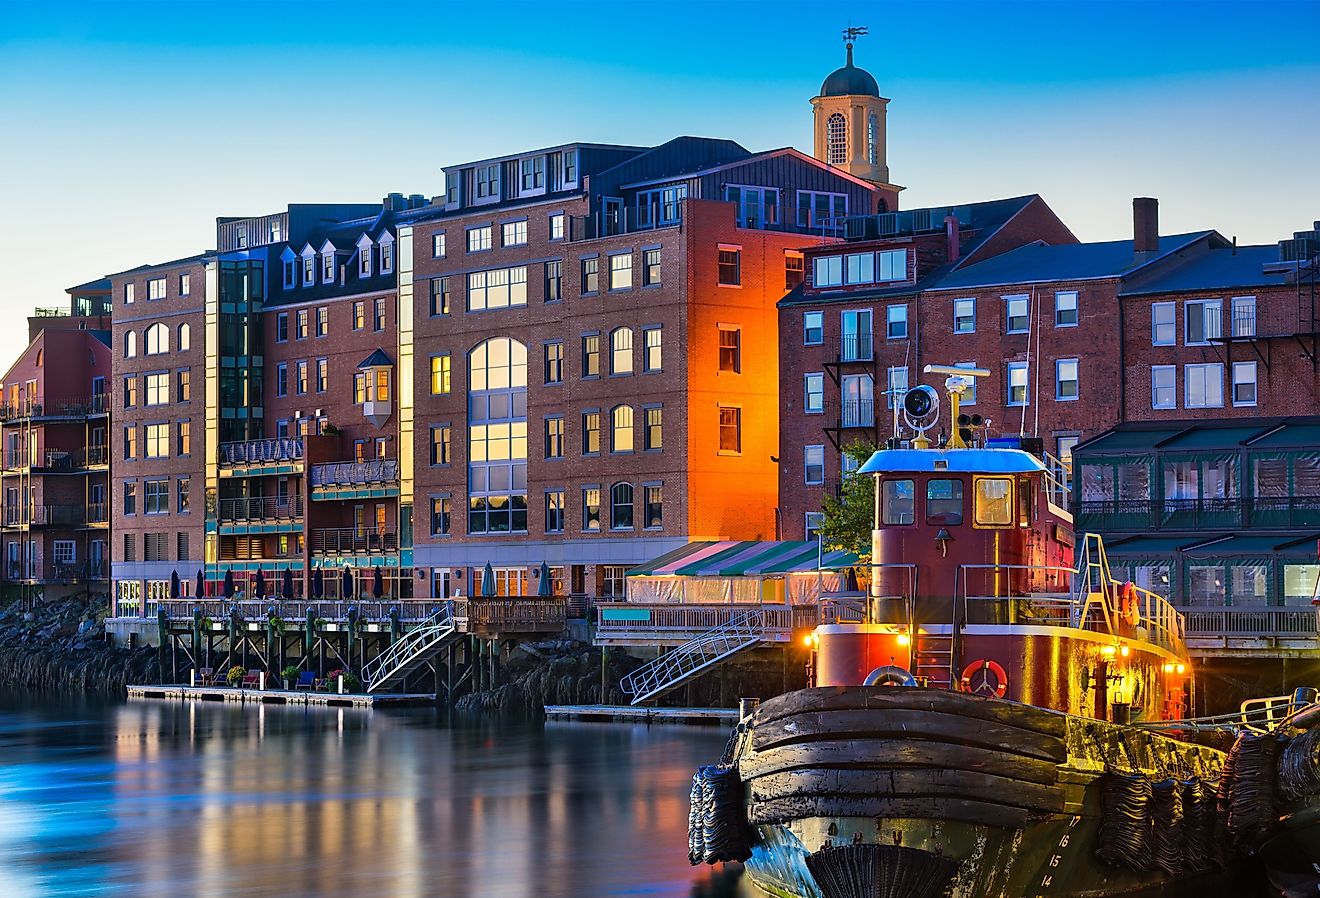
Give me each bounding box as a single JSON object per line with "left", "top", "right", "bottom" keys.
{"left": 1158, "top": 425, "right": 1272, "bottom": 450}
{"left": 1105, "top": 536, "right": 1206, "bottom": 556}
{"left": 1182, "top": 533, "right": 1320, "bottom": 557}
{"left": 1249, "top": 424, "right": 1320, "bottom": 449}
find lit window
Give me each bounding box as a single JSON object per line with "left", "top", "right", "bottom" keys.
{"left": 644, "top": 407, "right": 663, "bottom": 450}
{"left": 430, "top": 355, "right": 452, "bottom": 395}
{"left": 544, "top": 417, "right": 564, "bottom": 459}
{"left": 582, "top": 411, "right": 601, "bottom": 454}
{"left": 643, "top": 249, "right": 662, "bottom": 286}
{"left": 544, "top": 341, "right": 564, "bottom": 384}
{"left": 610, "top": 328, "right": 633, "bottom": 375}
{"left": 177, "top": 323, "right": 190, "bottom": 351}
{"left": 611, "top": 405, "right": 634, "bottom": 453}
{"left": 467, "top": 226, "right": 492, "bottom": 252}
{"left": 429, "top": 424, "right": 451, "bottom": 465}
{"left": 581, "top": 258, "right": 599, "bottom": 293}
{"left": 501, "top": 220, "right": 528, "bottom": 247}
{"left": 430, "top": 277, "right": 451, "bottom": 316}
{"left": 144, "top": 373, "right": 169, "bottom": 406}
{"left": 316, "top": 307, "right": 328, "bottom": 337}
{"left": 316, "top": 358, "right": 328, "bottom": 392}
{"left": 974, "top": 477, "right": 1014, "bottom": 526}
{"left": 549, "top": 213, "right": 565, "bottom": 241}
{"left": 124, "top": 283, "right": 135, "bottom": 304}
{"left": 609, "top": 253, "right": 633, "bottom": 290}
{"left": 643, "top": 327, "right": 662, "bottom": 372}
{"left": 124, "top": 330, "right": 136, "bottom": 358}
{"left": 582, "top": 335, "right": 600, "bottom": 378}
{"left": 147, "top": 278, "right": 166, "bottom": 300}
{"left": 296, "top": 309, "right": 308, "bottom": 339}
{"left": 544, "top": 261, "right": 562, "bottom": 302}
{"left": 144, "top": 424, "right": 169, "bottom": 459}
{"left": 467, "top": 267, "right": 528, "bottom": 311}
{"left": 144, "top": 323, "right": 168, "bottom": 355}
{"left": 432, "top": 233, "right": 446, "bottom": 258}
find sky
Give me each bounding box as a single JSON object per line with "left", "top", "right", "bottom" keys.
{"left": 0, "top": 0, "right": 1318, "bottom": 365}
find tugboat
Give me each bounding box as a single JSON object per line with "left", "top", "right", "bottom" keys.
{"left": 687, "top": 366, "right": 1320, "bottom": 898}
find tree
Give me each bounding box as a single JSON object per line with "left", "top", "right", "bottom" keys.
{"left": 817, "top": 441, "right": 878, "bottom": 562}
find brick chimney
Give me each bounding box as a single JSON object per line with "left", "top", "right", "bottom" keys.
{"left": 944, "top": 214, "right": 961, "bottom": 264}
{"left": 1133, "top": 197, "right": 1159, "bottom": 254}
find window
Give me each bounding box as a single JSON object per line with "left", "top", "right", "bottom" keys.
{"left": 954, "top": 298, "right": 976, "bottom": 334}
{"left": 845, "top": 252, "right": 874, "bottom": 285}
{"left": 544, "top": 416, "right": 564, "bottom": 459}
{"left": 926, "top": 479, "right": 964, "bottom": 525}
{"left": 145, "top": 479, "right": 168, "bottom": 515}
{"left": 582, "top": 334, "right": 600, "bottom": 378}
{"left": 466, "top": 266, "right": 528, "bottom": 311}
{"left": 353, "top": 372, "right": 366, "bottom": 404}
{"left": 1005, "top": 295, "right": 1030, "bottom": 334}
{"left": 785, "top": 252, "right": 804, "bottom": 291}
{"left": 718, "top": 327, "right": 741, "bottom": 373}
{"left": 609, "top": 328, "right": 633, "bottom": 375}
{"left": 974, "top": 477, "right": 1014, "bottom": 526}
{"left": 1186, "top": 299, "right": 1222, "bottom": 344}
{"left": 147, "top": 277, "right": 166, "bottom": 300}
{"left": 374, "top": 298, "right": 385, "bottom": 330}
{"left": 124, "top": 481, "right": 137, "bottom": 515}
{"left": 841, "top": 309, "right": 872, "bottom": 361}
{"left": 636, "top": 184, "right": 687, "bottom": 227}
{"left": 609, "top": 253, "right": 633, "bottom": 290}
{"left": 643, "top": 327, "right": 662, "bottom": 372}
{"left": 520, "top": 156, "right": 544, "bottom": 190}
{"left": 316, "top": 358, "right": 328, "bottom": 392}
{"left": 796, "top": 190, "right": 847, "bottom": 229}
{"left": 501, "top": 220, "right": 528, "bottom": 247}
{"left": 804, "top": 445, "right": 824, "bottom": 485}
{"left": 296, "top": 309, "right": 308, "bottom": 339}
{"left": 882, "top": 480, "right": 916, "bottom": 525}
{"left": 718, "top": 406, "right": 741, "bottom": 454}
{"left": 145, "top": 322, "right": 168, "bottom": 355}
{"left": 717, "top": 248, "right": 741, "bottom": 286}
{"left": 431, "top": 497, "right": 452, "bottom": 535}
{"left": 877, "top": 249, "right": 907, "bottom": 282}
{"left": 582, "top": 487, "right": 601, "bottom": 532}
{"left": 1152, "top": 365, "right": 1177, "bottom": 409}
{"left": 177, "top": 323, "right": 190, "bottom": 351}
{"left": 432, "top": 233, "right": 446, "bottom": 258}
{"left": 1055, "top": 358, "right": 1079, "bottom": 400}
{"left": 353, "top": 301, "right": 365, "bottom": 329}
{"left": 316, "top": 306, "right": 328, "bottom": 337}
{"left": 145, "top": 423, "right": 169, "bottom": 458}
{"left": 1055, "top": 291, "right": 1078, "bottom": 327}
{"left": 840, "top": 372, "right": 874, "bottom": 426}
{"left": 610, "top": 483, "right": 634, "bottom": 530}
{"left": 544, "top": 341, "right": 564, "bottom": 384}
{"left": 282, "top": 258, "right": 295, "bottom": 289}
{"left": 430, "top": 276, "right": 451, "bottom": 316}
{"left": 643, "top": 249, "right": 662, "bottom": 286}
{"left": 123, "top": 376, "right": 138, "bottom": 408}
{"left": 476, "top": 165, "right": 499, "bottom": 199}
{"left": 611, "top": 405, "right": 634, "bottom": 453}
{"left": 581, "top": 257, "right": 599, "bottom": 293}
{"left": 804, "top": 311, "right": 823, "bottom": 345}
{"left": 886, "top": 304, "right": 908, "bottom": 339}
{"left": 545, "top": 491, "right": 565, "bottom": 533}
{"left": 295, "top": 361, "right": 308, "bottom": 394}
{"left": 1232, "top": 296, "right": 1256, "bottom": 337}
{"left": 124, "top": 330, "right": 136, "bottom": 358}
{"left": 1007, "top": 361, "right": 1029, "bottom": 406}
{"left": 805, "top": 512, "right": 824, "bottom": 541}
{"left": 1152, "top": 302, "right": 1176, "bottom": 345}
{"left": 644, "top": 485, "right": 663, "bottom": 529}
{"left": 725, "top": 184, "right": 780, "bottom": 229}
{"left": 302, "top": 254, "right": 315, "bottom": 285}
{"left": 867, "top": 114, "right": 877, "bottom": 164}
{"left": 177, "top": 476, "right": 190, "bottom": 513}
{"left": 1185, "top": 363, "right": 1224, "bottom": 408}
{"left": 813, "top": 255, "right": 843, "bottom": 287}
{"left": 826, "top": 112, "right": 847, "bottom": 164}
{"left": 886, "top": 367, "right": 908, "bottom": 410}
{"left": 430, "top": 354, "right": 452, "bottom": 395}
{"left": 644, "top": 406, "right": 663, "bottom": 450}
{"left": 1232, "top": 361, "right": 1257, "bottom": 406}
{"left": 549, "top": 213, "right": 565, "bottom": 241}
{"left": 177, "top": 420, "right": 190, "bottom": 456}
{"left": 144, "top": 373, "right": 169, "bottom": 406}
{"left": 544, "top": 261, "right": 562, "bottom": 302}
{"left": 374, "top": 368, "right": 390, "bottom": 401}
{"left": 124, "top": 283, "right": 134, "bottom": 305}
{"left": 466, "top": 337, "right": 528, "bottom": 535}
{"left": 276, "top": 313, "right": 289, "bottom": 342}
{"left": 323, "top": 250, "right": 335, "bottom": 283}
{"left": 582, "top": 411, "right": 601, "bottom": 454}
{"left": 429, "top": 424, "right": 451, "bottom": 465}
{"left": 467, "top": 225, "right": 492, "bottom": 252}
{"left": 804, "top": 373, "right": 824, "bottom": 413}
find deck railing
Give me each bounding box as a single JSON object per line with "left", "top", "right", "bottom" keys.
{"left": 218, "top": 438, "right": 304, "bottom": 466}
{"left": 144, "top": 599, "right": 441, "bottom": 624}
{"left": 310, "top": 459, "right": 399, "bottom": 487}
{"left": 1183, "top": 606, "right": 1319, "bottom": 639}
{"left": 310, "top": 528, "right": 398, "bottom": 554}
{"left": 595, "top": 603, "right": 810, "bottom": 643}
{"left": 0, "top": 505, "right": 93, "bottom": 527}
{"left": 1077, "top": 495, "right": 1320, "bottom": 531}
{"left": 218, "top": 495, "right": 304, "bottom": 522}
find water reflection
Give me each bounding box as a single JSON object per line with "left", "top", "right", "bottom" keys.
{"left": 0, "top": 697, "right": 751, "bottom": 898}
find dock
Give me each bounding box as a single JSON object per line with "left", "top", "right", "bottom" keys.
{"left": 543, "top": 704, "right": 739, "bottom": 725}
{"left": 126, "top": 684, "right": 436, "bottom": 708}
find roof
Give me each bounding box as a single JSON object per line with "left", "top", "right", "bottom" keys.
{"left": 105, "top": 251, "right": 214, "bottom": 279}
{"left": 358, "top": 349, "right": 392, "bottom": 368}
{"left": 628, "top": 541, "right": 857, "bottom": 577}
{"left": 858, "top": 448, "right": 1045, "bottom": 475}
{"left": 66, "top": 277, "right": 111, "bottom": 294}
{"left": 1077, "top": 417, "right": 1320, "bottom": 456}
{"left": 819, "top": 45, "right": 880, "bottom": 98}
{"left": 1120, "top": 244, "right": 1290, "bottom": 296}
{"left": 929, "top": 232, "right": 1214, "bottom": 291}
{"left": 440, "top": 141, "right": 647, "bottom": 174}
{"left": 1107, "top": 533, "right": 1320, "bottom": 558}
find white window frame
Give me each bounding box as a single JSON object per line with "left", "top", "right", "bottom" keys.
{"left": 1231, "top": 296, "right": 1256, "bottom": 338}
{"left": 1231, "top": 361, "right": 1257, "bottom": 407}
{"left": 803, "top": 311, "right": 824, "bottom": 345}
{"left": 953, "top": 298, "right": 975, "bottom": 334}
{"left": 1055, "top": 358, "right": 1079, "bottom": 401}
{"left": 501, "top": 220, "right": 528, "bottom": 247}
{"left": 1185, "top": 299, "right": 1222, "bottom": 346}
{"left": 1007, "top": 361, "right": 1029, "bottom": 407}
{"left": 886, "top": 304, "right": 908, "bottom": 339}
{"left": 147, "top": 277, "right": 167, "bottom": 301}
{"left": 548, "top": 213, "right": 565, "bottom": 241}
{"left": 1055, "top": 290, "right": 1078, "bottom": 327}
{"left": 432, "top": 232, "right": 447, "bottom": 258}
{"left": 1151, "top": 302, "right": 1176, "bottom": 346}
{"left": 378, "top": 232, "right": 394, "bottom": 274}
{"left": 1185, "top": 363, "right": 1224, "bottom": 408}
{"left": 804, "top": 444, "right": 825, "bottom": 485}
{"left": 1151, "top": 365, "right": 1177, "bottom": 409}
{"left": 1005, "top": 295, "right": 1030, "bottom": 335}
{"left": 954, "top": 361, "right": 978, "bottom": 405}
{"left": 877, "top": 249, "right": 907, "bottom": 282}
{"left": 813, "top": 255, "right": 843, "bottom": 288}
{"left": 804, "top": 373, "right": 824, "bottom": 414}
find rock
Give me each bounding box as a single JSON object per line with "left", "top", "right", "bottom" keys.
{"left": 0, "top": 595, "right": 157, "bottom": 694}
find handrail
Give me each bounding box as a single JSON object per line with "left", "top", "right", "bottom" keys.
{"left": 311, "top": 459, "right": 400, "bottom": 487}
{"left": 618, "top": 609, "right": 766, "bottom": 704}
{"left": 364, "top": 603, "right": 457, "bottom": 692}
{"left": 219, "top": 438, "right": 304, "bottom": 466}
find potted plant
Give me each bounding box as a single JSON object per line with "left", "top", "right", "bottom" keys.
{"left": 342, "top": 671, "right": 361, "bottom": 693}
{"left": 269, "top": 615, "right": 286, "bottom": 634}
{"left": 281, "top": 665, "right": 300, "bottom": 690}
{"left": 226, "top": 665, "right": 246, "bottom": 687}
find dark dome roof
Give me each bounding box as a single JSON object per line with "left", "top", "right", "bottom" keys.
{"left": 819, "top": 45, "right": 880, "bottom": 98}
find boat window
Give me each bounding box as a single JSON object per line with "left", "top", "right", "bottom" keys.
{"left": 925, "top": 478, "right": 964, "bottom": 526}
{"left": 974, "top": 477, "right": 1013, "bottom": 526}
{"left": 1019, "top": 476, "right": 1033, "bottom": 525}
{"left": 882, "top": 479, "right": 915, "bottom": 525}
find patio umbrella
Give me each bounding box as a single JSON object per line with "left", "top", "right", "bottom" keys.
{"left": 254, "top": 569, "right": 267, "bottom": 599}
{"left": 169, "top": 570, "right": 180, "bottom": 599}
{"left": 195, "top": 570, "right": 205, "bottom": 600}
{"left": 372, "top": 567, "right": 384, "bottom": 599}
{"left": 341, "top": 568, "right": 353, "bottom": 599}
{"left": 845, "top": 568, "right": 860, "bottom": 592}
{"left": 282, "top": 568, "right": 294, "bottom": 600}
{"left": 312, "top": 567, "right": 324, "bottom": 599}
{"left": 481, "top": 561, "right": 496, "bottom": 597}
{"left": 537, "top": 562, "right": 552, "bottom": 597}
{"left": 223, "top": 569, "right": 235, "bottom": 600}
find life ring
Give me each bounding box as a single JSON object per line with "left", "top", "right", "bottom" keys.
{"left": 1119, "top": 581, "right": 1141, "bottom": 628}
{"left": 863, "top": 665, "right": 917, "bottom": 687}
{"left": 959, "top": 659, "right": 1008, "bottom": 698}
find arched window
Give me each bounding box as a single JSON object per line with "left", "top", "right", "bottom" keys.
{"left": 145, "top": 322, "right": 168, "bottom": 355}
{"left": 610, "top": 327, "right": 633, "bottom": 375}
{"left": 467, "top": 337, "right": 528, "bottom": 534}
{"left": 611, "top": 482, "right": 634, "bottom": 530}
{"left": 177, "top": 323, "right": 191, "bottom": 352}
{"left": 827, "top": 112, "right": 848, "bottom": 165}
{"left": 611, "top": 405, "right": 634, "bottom": 453}
{"left": 34, "top": 349, "right": 42, "bottom": 367}
{"left": 867, "top": 114, "right": 877, "bottom": 165}
{"left": 125, "top": 330, "right": 137, "bottom": 359}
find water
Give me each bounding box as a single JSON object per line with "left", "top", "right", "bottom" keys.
{"left": 0, "top": 697, "right": 750, "bottom": 898}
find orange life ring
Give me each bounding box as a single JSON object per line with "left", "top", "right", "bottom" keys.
{"left": 1119, "top": 582, "right": 1141, "bottom": 628}
{"left": 959, "top": 659, "right": 1008, "bottom": 698}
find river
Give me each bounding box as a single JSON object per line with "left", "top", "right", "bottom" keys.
{"left": 0, "top": 696, "right": 750, "bottom": 898}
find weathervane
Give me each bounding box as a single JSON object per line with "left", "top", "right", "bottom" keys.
{"left": 842, "top": 25, "right": 868, "bottom": 64}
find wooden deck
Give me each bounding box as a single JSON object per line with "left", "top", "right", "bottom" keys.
{"left": 126, "top": 684, "right": 436, "bottom": 708}
{"left": 543, "top": 704, "right": 739, "bottom": 725}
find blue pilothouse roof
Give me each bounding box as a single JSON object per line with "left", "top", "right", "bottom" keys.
{"left": 858, "top": 448, "right": 1046, "bottom": 475}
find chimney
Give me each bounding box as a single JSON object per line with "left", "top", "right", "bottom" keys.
{"left": 944, "top": 214, "right": 961, "bottom": 264}
{"left": 383, "top": 192, "right": 405, "bottom": 212}
{"left": 1133, "top": 197, "right": 1159, "bottom": 254}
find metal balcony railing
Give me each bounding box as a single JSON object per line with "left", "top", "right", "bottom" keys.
{"left": 1, "top": 505, "right": 93, "bottom": 527}
{"left": 827, "top": 398, "right": 876, "bottom": 429}
{"left": 311, "top": 459, "right": 399, "bottom": 488}
{"left": 0, "top": 396, "right": 108, "bottom": 421}
{"left": 219, "top": 438, "right": 304, "bottom": 466}
{"left": 1076, "top": 495, "right": 1320, "bottom": 532}
{"left": 838, "top": 333, "right": 873, "bottom": 362}
{"left": 218, "top": 495, "right": 304, "bottom": 522}
{"left": 310, "top": 528, "right": 398, "bottom": 555}
{"left": 4, "top": 562, "right": 104, "bottom": 582}
{"left": 2, "top": 447, "right": 109, "bottom": 471}
{"left": 1183, "top": 606, "right": 1319, "bottom": 640}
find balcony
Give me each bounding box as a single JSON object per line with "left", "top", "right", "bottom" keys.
{"left": 826, "top": 398, "right": 877, "bottom": 430}
{"left": 2, "top": 447, "right": 109, "bottom": 472}
{"left": 310, "top": 528, "right": 398, "bottom": 555}
{"left": 1077, "top": 496, "right": 1320, "bottom": 533}
{"left": 0, "top": 396, "right": 109, "bottom": 422}
{"left": 219, "top": 438, "right": 303, "bottom": 467}
{"left": 1, "top": 505, "right": 95, "bottom": 527}
{"left": 1183, "top": 606, "right": 1319, "bottom": 651}
{"left": 218, "top": 495, "right": 305, "bottom": 523}
{"left": 837, "top": 334, "right": 874, "bottom": 363}
{"left": 4, "top": 562, "right": 107, "bottom": 583}
{"left": 311, "top": 459, "right": 399, "bottom": 488}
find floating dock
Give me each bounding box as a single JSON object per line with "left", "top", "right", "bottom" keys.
{"left": 126, "top": 684, "right": 436, "bottom": 708}
{"left": 543, "top": 704, "right": 739, "bottom": 725}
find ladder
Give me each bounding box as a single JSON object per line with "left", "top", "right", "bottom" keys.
{"left": 1072, "top": 532, "right": 1116, "bottom": 628}
{"left": 913, "top": 633, "right": 954, "bottom": 688}
{"left": 619, "top": 609, "right": 766, "bottom": 705}
{"left": 364, "top": 603, "right": 459, "bottom": 693}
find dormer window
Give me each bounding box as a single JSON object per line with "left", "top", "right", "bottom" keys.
{"left": 521, "top": 156, "right": 545, "bottom": 191}
{"left": 379, "top": 233, "right": 395, "bottom": 274}
{"left": 322, "top": 247, "right": 335, "bottom": 284}
{"left": 563, "top": 150, "right": 577, "bottom": 184}
{"left": 445, "top": 172, "right": 460, "bottom": 205}
{"left": 357, "top": 234, "right": 374, "bottom": 277}
{"left": 269, "top": 220, "right": 282, "bottom": 243}
{"left": 476, "top": 164, "right": 499, "bottom": 199}
{"left": 301, "top": 248, "right": 315, "bottom": 286}
{"left": 280, "top": 247, "right": 297, "bottom": 289}
{"left": 236, "top": 224, "right": 248, "bottom": 248}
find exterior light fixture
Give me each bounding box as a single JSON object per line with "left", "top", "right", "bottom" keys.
{"left": 1119, "top": 645, "right": 1130, "bottom": 658}
{"left": 896, "top": 633, "right": 910, "bottom": 646}
{"left": 1100, "top": 645, "right": 1117, "bottom": 657}
{"left": 1176, "top": 664, "right": 1186, "bottom": 675}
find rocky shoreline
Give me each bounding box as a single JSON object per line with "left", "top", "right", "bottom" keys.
{"left": 0, "top": 596, "right": 159, "bottom": 693}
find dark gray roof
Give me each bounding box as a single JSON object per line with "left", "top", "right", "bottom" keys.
{"left": 358, "top": 349, "right": 392, "bottom": 368}
{"left": 1120, "top": 244, "right": 1289, "bottom": 296}
{"left": 66, "top": 277, "right": 111, "bottom": 293}
{"left": 819, "top": 46, "right": 880, "bottom": 98}
{"left": 105, "top": 251, "right": 214, "bottom": 279}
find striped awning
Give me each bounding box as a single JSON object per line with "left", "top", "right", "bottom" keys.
{"left": 628, "top": 541, "right": 858, "bottom": 577}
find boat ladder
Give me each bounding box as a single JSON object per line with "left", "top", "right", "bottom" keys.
{"left": 1071, "top": 532, "right": 1117, "bottom": 627}
{"left": 913, "top": 632, "right": 954, "bottom": 688}
{"left": 364, "top": 603, "right": 460, "bottom": 693}
{"left": 619, "top": 609, "right": 767, "bottom": 705}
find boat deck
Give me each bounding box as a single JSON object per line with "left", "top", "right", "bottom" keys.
{"left": 543, "top": 704, "right": 738, "bottom": 725}
{"left": 126, "top": 684, "right": 436, "bottom": 708}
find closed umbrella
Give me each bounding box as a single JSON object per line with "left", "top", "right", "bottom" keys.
{"left": 169, "top": 570, "right": 181, "bottom": 600}
{"left": 254, "top": 569, "right": 267, "bottom": 599}
{"left": 537, "top": 562, "right": 552, "bottom": 597}
{"left": 195, "top": 570, "right": 205, "bottom": 600}
{"left": 312, "top": 568, "right": 324, "bottom": 599}
{"left": 341, "top": 568, "right": 353, "bottom": 600}
{"left": 845, "top": 568, "right": 860, "bottom": 592}
{"left": 372, "top": 567, "right": 384, "bottom": 599}
{"left": 282, "top": 568, "right": 294, "bottom": 600}
{"left": 481, "top": 561, "right": 496, "bottom": 597}
{"left": 223, "top": 569, "right": 235, "bottom": 600}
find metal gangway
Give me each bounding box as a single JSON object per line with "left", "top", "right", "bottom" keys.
{"left": 618, "top": 608, "right": 767, "bottom": 705}
{"left": 364, "top": 602, "right": 460, "bottom": 693}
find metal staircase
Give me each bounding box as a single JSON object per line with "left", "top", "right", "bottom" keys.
{"left": 913, "top": 633, "right": 954, "bottom": 688}
{"left": 364, "top": 603, "right": 459, "bottom": 693}
{"left": 1072, "top": 531, "right": 1117, "bottom": 627}
{"left": 619, "top": 609, "right": 767, "bottom": 705}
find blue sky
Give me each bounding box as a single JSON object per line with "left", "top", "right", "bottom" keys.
{"left": 1, "top": 0, "right": 1318, "bottom": 363}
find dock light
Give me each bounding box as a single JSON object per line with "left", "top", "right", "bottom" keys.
{"left": 1119, "top": 645, "right": 1130, "bottom": 658}
{"left": 1101, "top": 645, "right": 1117, "bottom": 657}
{"left": 1176, "top": 664, "right": 1186, "bottom": 675}
{"left": 896, "top": 633, "right": 910, "bottom": 647}
{"left": 1163, "top": 663, "right": 1175, "bottom": 674}
{"left": 803, "top": 634, "right": 813, "bottom": 648}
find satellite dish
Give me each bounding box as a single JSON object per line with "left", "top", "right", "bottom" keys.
{"left": 903, "top": 385, "right": 940, "bottom": 435}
